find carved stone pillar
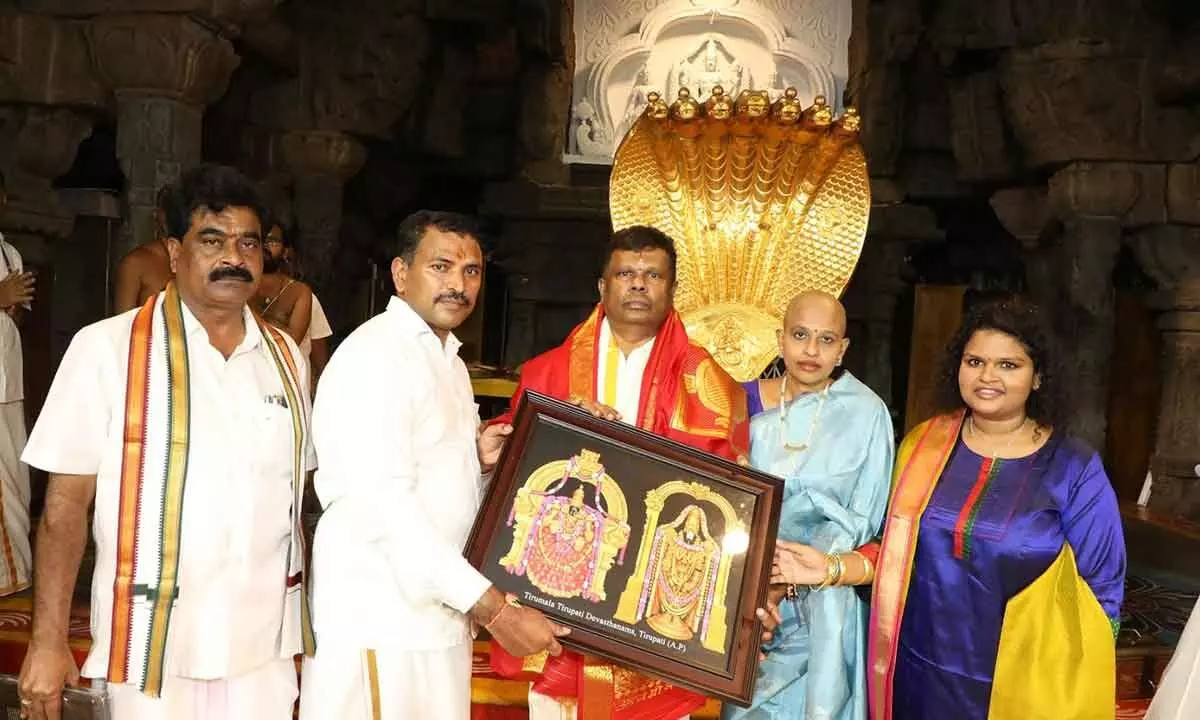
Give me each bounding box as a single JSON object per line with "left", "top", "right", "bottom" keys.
{"left": 1131, "top": 225, "right": 1200, "bottom": 520}
{"left": 1047, "top": 163, "right": 1140, "bottom": 450}
{"left": 989, "top": 187, "right": 1054, "bottom": 307}
{"left": 86, "top": 14, "right": 240, "bottom": 259}
{"left": 279, "top": 130, "right": 365, "bottom": 330}
{"left": 0, "top": 106, "right": 94, "bottom": 253}
{"left": 0, "top": 105, "right": 93, "bottom": 497}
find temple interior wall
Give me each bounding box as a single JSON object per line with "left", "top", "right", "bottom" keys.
{"left": 2, "top": 0, "right": 1200, "bottom": 523}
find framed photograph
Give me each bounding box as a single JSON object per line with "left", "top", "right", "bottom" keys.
{"left": 466, "top": 390, "right": 784, "bottom": 706}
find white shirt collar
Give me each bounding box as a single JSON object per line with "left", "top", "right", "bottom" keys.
{"left": 599, "top": 316, "right": 655, "bottom": 359}
{"left": 179, "top": 297, "right": 263, "bottom": 357}
{"left": 387, "top": 295, "right": 463, "bottom": 357}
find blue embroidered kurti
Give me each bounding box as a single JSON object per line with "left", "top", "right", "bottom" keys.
{"left": 891, "top": 436, "right": 1126, "bottom": 719}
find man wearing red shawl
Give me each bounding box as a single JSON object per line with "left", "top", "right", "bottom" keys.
{"left": 490, "top": 226, "right": 750, "bottom": 720}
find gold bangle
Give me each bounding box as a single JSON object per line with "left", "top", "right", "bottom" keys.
{"left": 810, "top": 552, "right": 837, "bottom": 591}
{"left": 849, "top": 550, "right": 874, "bottom": 585}
{"left": 825, "top": 552, "right": 843, "bottom": 586}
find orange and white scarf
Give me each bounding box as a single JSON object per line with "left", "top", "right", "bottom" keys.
{"left": 107, "top": 283, "right": 313, "bottom": 697}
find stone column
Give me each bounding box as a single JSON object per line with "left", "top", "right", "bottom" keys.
{"left": 1133, "top": 223, "right": 1200, "bottom": 520}
{"left": 0, "top": 106, "right": 93, "bottom": 255}
{"left": 989, "top": 187, "right": 1056, "bottom": 307}
{"left": 1046, "top": 163, "right": 1140, "bottom": 450}
{"left": 1149, "top": 282, "right": 1200, "bottom": 519}
{"left": 0, "top": 105, "right": 93, "bottom": 485}
{"left": 279, "top": 130, "right": 366, "bottom": 328}
{"left": 86, "top": 14, "right": 240, "bottom": 260}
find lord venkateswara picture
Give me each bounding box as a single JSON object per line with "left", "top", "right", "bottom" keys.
{"left": 465, "top": 391, "right": 784, "bottom": 706}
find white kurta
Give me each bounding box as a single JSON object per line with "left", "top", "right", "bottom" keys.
{"left": 299, "top": 296, "right": 491, "bottom": 720}
{"left": 0, "top": 235, "right": 30, "bottom": 595}
{"left": 1147, "top": 597, "right": 1200, "bottom": 719}
{"left": 595, "top": 318, "right": 654, "bottom": 424}
{"left": 22, "top": 300, "right": 314, "bottom": 719}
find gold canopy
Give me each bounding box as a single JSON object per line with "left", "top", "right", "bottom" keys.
{"left": 609, "top": 86, "right": 871, "bottom": 382}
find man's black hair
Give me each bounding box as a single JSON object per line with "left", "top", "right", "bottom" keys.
{"left": 161, "top": 163, "right": 268, "bottom": 240}
{"left": 394, "top": 210, "right": 484, "bottom": 264}
{"left": 601, "top": 226, "right": 677, "bottom": 281}
{"left": 266, "top": 206, "right": 298, "bottom": 248}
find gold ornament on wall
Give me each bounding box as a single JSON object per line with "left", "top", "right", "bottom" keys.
{"left": 609, "top": 86, "right": 871, "bottom": 382}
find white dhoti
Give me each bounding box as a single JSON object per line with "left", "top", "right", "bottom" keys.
{"left": 0, "top": 399, "right": 31, "bottom": 595}
{"left": 1148, "top": 597, "right": 1200, "bottom": 719}
{"left": 105, "top": 658, "right": 298, "bottom": 720}
{"left": 299, "top": 642, "right": 472, "bottom": 720}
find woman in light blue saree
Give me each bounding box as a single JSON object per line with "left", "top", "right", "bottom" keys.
{"left": 726, "top": 292, "right": 894, "bottom": 720}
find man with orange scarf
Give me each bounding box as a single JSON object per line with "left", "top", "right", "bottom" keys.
{"left": 490, "top": 226, "right": 749, "bottom": 720}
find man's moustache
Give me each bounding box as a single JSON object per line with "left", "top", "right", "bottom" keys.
{"left": 436, "top": 292, "right": 469, "bottom": 305}
{"left": 208, "top": 267, "right": 254, "bottom": 283}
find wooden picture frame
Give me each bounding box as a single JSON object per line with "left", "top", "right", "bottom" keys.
{"left": 465, "top": 390, "right": 784, "bottom": 707}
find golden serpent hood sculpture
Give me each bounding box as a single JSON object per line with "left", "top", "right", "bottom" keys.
{"left": 609, "top": 86, "right": 871, "bottom": 382}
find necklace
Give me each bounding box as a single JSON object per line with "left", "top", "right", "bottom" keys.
{"left": 966, "top": 415, "right": 1029, "bottom": 459}
{"left": 258, "top": 277, "right": 295, "bottom": 315}
{"left": 778, "top": 375, "right": 830, "bottom": 452}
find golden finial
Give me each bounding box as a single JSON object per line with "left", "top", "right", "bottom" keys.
{"left": 671, "top": 88, "right": 700, "bottom": 121}
{"left": 735, "top": 90, "right": 771, "bottom": 118}
{"left": 644, "top": 91, "right": 669, "bottom": 119}
{"left": 840, "top": 107, "right": 861, "bottom": 132}
{"left": 705, "top": 85, "right": 734, "bottom": 120}
{"left": 772, "top": 87, "right": 803, "bottom": 123}
{"left": 809, "top": 95, "right": 833, "bottom": 127}
{"left": 574, "top": 449, "right": 605, "bottom": 479}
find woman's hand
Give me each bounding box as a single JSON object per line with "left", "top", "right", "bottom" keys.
{"left": 771, "top": 540, "right": 829, "bottom": 586}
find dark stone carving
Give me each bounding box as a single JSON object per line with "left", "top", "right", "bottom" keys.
{"left": 948, "top": 71, "right": 1017, "bottom": 183}
{"left": 254, "top": 0, "right": 429, "bottom": 138}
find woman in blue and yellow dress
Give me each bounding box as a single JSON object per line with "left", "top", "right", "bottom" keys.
{"left": 866, "top": 298, "right": 1126, "bottom": 719}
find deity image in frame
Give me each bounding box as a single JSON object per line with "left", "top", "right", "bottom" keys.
{"left": 498, "top": 449, "right": 632, "bottom": 602}
{"left": 615, "top": 480, "right": 745, "bottom": 654}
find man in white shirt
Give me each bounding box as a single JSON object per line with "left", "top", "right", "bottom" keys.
{"left": 0, "top": 169, "right": 36, "bottom": 597}
{"left": 18, "top": 164, "right": 314, "bottom": 720}
{"left": 299, "top": 210, "right": 568, "bottom": 720}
